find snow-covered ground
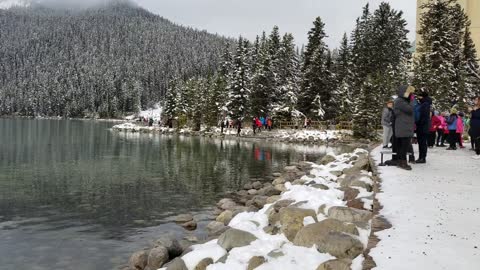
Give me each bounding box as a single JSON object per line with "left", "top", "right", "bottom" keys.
{"left": 125, "top": 104, "right": 163, "bottom": 122}
{"left": 164, "top": 149, "right": 373, "bottom": 270}
{"left": 371, "top": 146, "right": 480, "bottom": 270}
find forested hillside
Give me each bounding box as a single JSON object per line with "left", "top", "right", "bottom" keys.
{"left": 0, "top": 1, "right": 230, "bottom": 117}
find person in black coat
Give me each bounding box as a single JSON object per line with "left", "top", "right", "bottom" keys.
{"left": 415, "top": 92, "right": 432, "bottom": 163}
{"left": 469, "top": 96, "right": 480, "bottom": 155}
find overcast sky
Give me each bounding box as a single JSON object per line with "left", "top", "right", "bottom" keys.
{"left": 136, "top": 0, "right": 417, "bottom": 49}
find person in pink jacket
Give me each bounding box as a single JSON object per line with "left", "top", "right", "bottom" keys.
{"left": 436, "top": 111, "right": 447, "bottom": 147}
{"left": 457, "top": 113, "right": 465, "bottom": 148}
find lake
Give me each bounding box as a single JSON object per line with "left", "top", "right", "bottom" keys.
{"left": 0, "top": 118, "right": 347, "bottom": 270}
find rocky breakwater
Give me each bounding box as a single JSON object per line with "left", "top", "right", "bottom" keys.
{"left": 126, "top": 148, "right": 374, "bottom": 270}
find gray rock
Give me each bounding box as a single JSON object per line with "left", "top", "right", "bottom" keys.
{"left": 175, "top": 214, "right": 194, "bottom": 223}
{"left": 194, "top": 258, "right": 213, "bottom": 270}
{"left": 252, "top": 195, "right": 268, "bottom": 208}
{"left": 284, "top": 165, "right": 300, "bottom": 172}
{"left": 273, "top": 200, "right": 295, "bottom": 211}
{"left": 279, "top": 207, "right": 318, "bottom": 241}
{"left": 272, "top": 172, "right": 282, "bottom": 177}
{"left": 218, "top": 199, "right": 237, "bottom": 211}
{"left": 310, "top": 184, "right": 329, "bottom": 190}
{"left": 266, "top": 195, "right": 281, "bottom": 204}
{"left": 274, "top": 184, "right": 287, "bottom": 192}
{"left": 216, "top": 253, "right": 229, "bottom": 263}
{"left": 247, "top": 256, "right": 266, "bottom": 270}
{"left": 181, "top": 220, "right": 197, "bottom": 231}
{"left": 216, "top": 210, "right": 233, "bottom": 225}
{"left": 154, "top": 236, "right": 183, "bottom": 258}
{"left": 267, "top": 250, "right": 285, "bottom": 258}
{"left": 129, "top": 250, "right": 148, "bottom": 270}
{"left": 244, "top": 183, "right": 253, "bottom": 190}
{"left": 248, "top": 189, "right": 259, "bottom": 195}
{"left": 258, "top": 186, "right": 282, "bottom": 196}
{"left": 330, "top": 170, "right": 343, "bottom": 177}
{"left": 327, "top": 206, "right": 373, "bottom": 224}
{"left": 316, "top": 258, "right": 352, "bottom": 270}
{"left": 147, "top": 246, "right": 169, "bottom": 269}
{"left": 165, "top": 257, "right": 188, "bottom": 270}
{"left": 316, "top": 232, "right": 364, "bottom": 259}
{"left": 292, "top": 179, "right": 307, "bottom": 185}
{"left": 293, "top": 219, "right": 359, "bottom": 248}
{"left": 263, "top": 225, "right": 279, "bottom": 235}
{"left": 350, "top": 180, "right": 373, "bottom": 192}
{"left": 206, "top": 221, "right": 228, "bottom": 236}
{"left": 218, "top": 228, "right": 258, "bottom": 251}
{"left": 252, "top": 181, "right": 263, "bottom": 190}
{"left": 320, "top": 154, "right": 337, "bottom": 165}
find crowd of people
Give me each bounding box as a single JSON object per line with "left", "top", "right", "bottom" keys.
{"left": 382, "top": 85, "right": 480, "bottom": 171}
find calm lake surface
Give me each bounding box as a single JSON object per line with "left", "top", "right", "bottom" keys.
{"left": 0, "top": 118, "right": 349, "bottom": 270}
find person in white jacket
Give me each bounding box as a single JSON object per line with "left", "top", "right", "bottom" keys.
{"left": 381, "top": 100, "right": 394, "bottom": 148}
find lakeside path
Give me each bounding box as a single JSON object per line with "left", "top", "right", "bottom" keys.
{"left": 370, "top": 146, "right": 480, "bottom": 270}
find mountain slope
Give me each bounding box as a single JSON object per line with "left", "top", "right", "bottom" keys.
{"left": 0, "top": 1, "right": 231, "bottom": 117}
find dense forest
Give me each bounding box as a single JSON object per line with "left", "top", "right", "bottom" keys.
{"left": 0, "top": 1, "right": 231, "bottom": 117}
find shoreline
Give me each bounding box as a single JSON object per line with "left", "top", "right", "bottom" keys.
{"left": 122, "top": 147, "right": 377, "bottom": 270}
{"left": 111, "top": 122, "right": 367, "bottom": 147}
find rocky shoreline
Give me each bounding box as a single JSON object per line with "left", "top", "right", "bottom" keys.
{"left": 123, "top": 148, "right": 376, "bottom": 270}
{"left": 111, "top": 122, "right": 361, "bottom": 146}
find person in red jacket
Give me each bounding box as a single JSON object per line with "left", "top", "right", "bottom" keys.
{"left": 429, "top": 111, "right": 441, "bottom": 147}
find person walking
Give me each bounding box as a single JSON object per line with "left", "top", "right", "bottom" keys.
{"left": 220, "top": 119, "right": 225, "bottom": 134}
{"left": 394, "top": 85, "right": 416, "bottom": 171}
{"left": 429, "top": 111, "right": 441, "bottom": 147}
{"left": 415, "top": 92, "right": 432, "bottom": 163}
{"left": 469, "top": 96, "right": 480, "bottom": 155}
{"left": 252, "top": 117, "right": 257, "bottom": 135}
{"left": 256, "top": 117, "right": 262, "bottom": 133}
{"left": 381, "top": 101, "right": 394, "bottom": 148}
{"left": 446, "top": 108, "right": 459, "bottom": 150}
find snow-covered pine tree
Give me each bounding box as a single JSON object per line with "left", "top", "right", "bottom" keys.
{"left": 298, "top": 17, "right": 334, "bottom": 119}
{"left": 273, "top": 33, "right": 301, "bottom": 120}
{"left": 227, "top": 37, "right": 251, "bottom": 120}
{"left": 463, "top": 23, "right": 480, "bottom": 102}
{"left": 163, "top": 80, "right": 178, "bottom": 119}
{"left": 250, "top": 37, "right": 274, "bottom": 117}
{"left": 353, "top": 75, "right": 379, "bottom": 139}
{"left": 414, "top": 0, "right": 464, "bottom": 110}
{"left": 334, "top": 33, "right": 353, "bottom": 121}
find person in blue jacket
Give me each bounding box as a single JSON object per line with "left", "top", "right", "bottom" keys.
{"left": 446, "top": 108, "right": 459, "bottom": 150}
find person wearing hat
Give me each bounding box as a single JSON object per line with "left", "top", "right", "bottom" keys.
{"left": 446, "top": 108, "right": 459, "bottom": 150}
{"left": 469, "top": 96, "right": 480, "bottom": 155}
{"left": 393, "top": 85, "right": 416, "bottom": 170}
{"left": 381, "top": 100, "right": 394, "bottom": 148}
{"left": 415, "top": 92, "right": 432, "bottom": 163}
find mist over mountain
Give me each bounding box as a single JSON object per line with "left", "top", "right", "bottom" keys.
{"left": 0, "top": 0, "right": 231, "bottom": 117}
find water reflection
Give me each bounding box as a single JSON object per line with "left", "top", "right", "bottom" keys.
{"left": 0, "top": 118, "right": 348, "bottom": 270}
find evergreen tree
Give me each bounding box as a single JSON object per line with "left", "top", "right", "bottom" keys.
{"left": 250, "top": 39, "right": 274, "bottom": 117}
{"left": 299, "top": 17, "right": 333, "bottom": 119}
{"left": 353, "top": 75, "right": 379, "bottom": 139}
{"left": 334, "top": 33, "right": 353, "bottom": 120}
{"left": 462, "top": 23, "right": 480, "bottom": 103}
{"left": 227, "top": 37, "right": 251, "bottom": 120}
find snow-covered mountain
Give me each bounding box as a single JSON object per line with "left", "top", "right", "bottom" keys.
{"left": 0, "top": 0, "right": 31, "bottom": 9}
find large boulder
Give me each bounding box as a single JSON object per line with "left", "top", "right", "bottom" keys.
{"left": 327, "top": 207, "right": 372, "bottom": 224}
{"left": 252, "top": 181, "right": 263, "bottom": 190}
{"left": 252, "top": 195, "right": 268, "bottom": 208}
{"left": 316, "top": 259, "right": 352, "bottom": 270}
{"left": 181, "top": 220, "right": 197, "bottom": 231}
{"left": 247, "top": 256, "right": 266, "bottom": 270}
{"left": 266, "top": 195, "right": 281, "bottom": 204}
{"left": 279, "top": 207, "right": 318, "bottom": 241}
{"left": 273, "top": 200, "right": 295, "bottom": 211}
{"left": 216, "top": 210, "right": 233, "bottom": 225}
{"left": 217, "top": 228, "right": 258, "bottom": 251}
{"left": 154, "top": 236, "right": 183, "bottom": 258}
{"left": 343, "top": 155, "right": 369, "bottom": 175}
{"left": 129, "top": 250, "right": 148, "bottom": 270}
{"left": 272, "top": 177, "right": 286, "bottom": 185}
{"left": 165, "top": 258, "right": 188, "bottom": 270}
{"left": 316, "top": 232, "right": 364, "bottom": 259}
{"left": 217, "top": 198, "right": 237, "bottom": 211}
{"left": 147, "top": 246, "right": 169, "bottom": 269}
{"left": 195, "top": 258, "right": 213, "bottom": 270}
{"left": 293, "top": 219, "right": 359, "bottom": 248}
